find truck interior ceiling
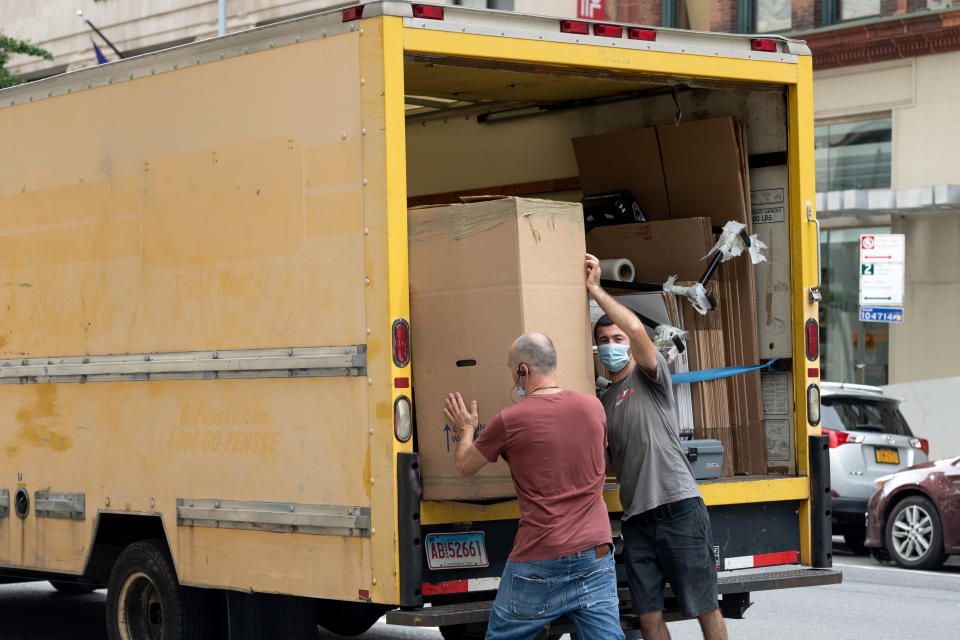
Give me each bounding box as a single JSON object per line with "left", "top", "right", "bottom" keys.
{"left": 404, "top": 55, "right": 798, "bottom": 482}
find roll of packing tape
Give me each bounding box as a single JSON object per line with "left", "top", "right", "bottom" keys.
{"left": 599, "top": 258, "right": 636, "bottom": 283}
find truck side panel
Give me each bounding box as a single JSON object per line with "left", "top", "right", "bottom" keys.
{"left": 0, "top": 27, "right": 384, "bottom": 601}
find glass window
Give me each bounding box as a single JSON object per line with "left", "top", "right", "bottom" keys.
{"left": 675, "top": 0, "right": 711, "bottom": 31}
{"left": 819, "top": 227, "right": 891, "bottom": 386}
{"left": 755, "top": 0, "right": 791, "bottom": 32}
{"left": 820, "top": 399, "right": 911, "bottom": 436}
{"left": 840, "top": 0, "right": 881, "bottom": 20}
{"left": 815, "top": 116, "right": 891, "bottom": 192}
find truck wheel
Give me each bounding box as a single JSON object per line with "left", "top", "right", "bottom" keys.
{"left": 316, "top": 600, "right": 390, "bottom": 636}
{"left": 885, "top": 495, "right": 947, "bottom": 570}
{"left": 106, "top": 539, "right": 209, "bottom": 640}
{"left": 50, "top": 580, "right": 98, "bottom": 595}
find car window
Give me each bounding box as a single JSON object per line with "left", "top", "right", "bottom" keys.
{"left": 820, "top": 399, "right": 912, "bottom": 436}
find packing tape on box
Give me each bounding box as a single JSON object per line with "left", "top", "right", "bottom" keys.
{"left": 598, "top": 258, "right": 636, "bottom": 283}
{"left": 408, "top": 198, "right": 584, "bottom": 242}
{"left": 703, "top": 220, "right": 768, "bottom": 264}
{"left": 663, "top": 275, "right": 711, "bottom": 315}
{"left": 671, "top": 357, "right": 780, "bottom": 385}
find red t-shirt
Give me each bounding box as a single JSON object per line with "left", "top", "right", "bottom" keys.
{"left": 474, "top": 390, "right": 612, "bottom": 562}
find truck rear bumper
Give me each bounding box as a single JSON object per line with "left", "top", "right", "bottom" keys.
{"left": 387, "top": 565, "right": 842, "bottom": 627}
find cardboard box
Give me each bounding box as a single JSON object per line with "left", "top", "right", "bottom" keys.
{"left": 409, "top": 197, "right": 595, "bottom": 501}
{"left": 585, "top": 217, "right": 714, "bottom": 285}
{"left": 572, "top": 128, "right": 670, "bottom": 221}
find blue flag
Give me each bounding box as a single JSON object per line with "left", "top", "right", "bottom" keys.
{"left": 91, "top": 37, "right": 108, "bottom": 64}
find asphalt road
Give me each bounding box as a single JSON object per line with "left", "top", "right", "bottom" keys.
{"left": 2, "top": 541, "right": 958, "bottom": 639}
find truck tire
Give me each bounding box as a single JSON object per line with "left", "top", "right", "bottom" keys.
{"left": 316, "top": 600, "right": 390, "bottom": 636}
{"left": 884, "top": 495, "right": 947, "bottom": 570}
{"left": 106, "top": 539, "right": 209, "bottom": 640}
{"left": 50, "top": 580, "right": 98, "bottom": 595}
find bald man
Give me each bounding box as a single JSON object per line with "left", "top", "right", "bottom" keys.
{"left": 444, "top": 333, "right": 625, "bottom": 640}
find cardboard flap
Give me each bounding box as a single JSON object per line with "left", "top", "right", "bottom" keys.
{"left": 572, "top": 128, "right": 670, "bottom": 221}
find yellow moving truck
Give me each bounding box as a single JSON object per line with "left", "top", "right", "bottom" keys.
{"left": 0, "top": 3, "right": 839, "bottom": 637}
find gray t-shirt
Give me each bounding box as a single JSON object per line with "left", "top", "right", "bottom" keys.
{"left": 601, "top": 353, "right": 701, "bottom": 519}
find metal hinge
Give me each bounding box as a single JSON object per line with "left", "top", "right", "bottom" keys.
{"left": 35, "top": 491, "right": 85, "bottom": 521}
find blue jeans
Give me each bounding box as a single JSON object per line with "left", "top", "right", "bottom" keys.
{"left": 485, "top": 546, "right": 625, "bottom": 640}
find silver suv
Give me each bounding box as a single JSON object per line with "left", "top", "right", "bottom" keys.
{"left": 821, "top": 382, "right": 929, "bottom": 554}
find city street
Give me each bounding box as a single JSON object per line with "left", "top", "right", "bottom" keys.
{"left": 2, "top": 542, "right": 957, "bottom": 640}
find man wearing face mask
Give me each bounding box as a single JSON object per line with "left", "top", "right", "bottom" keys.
{"left": 443, "top": 332, "right": 624, "bottom": 640}
{"left": 585, "top": 254, "right": 727, "bottom": 640}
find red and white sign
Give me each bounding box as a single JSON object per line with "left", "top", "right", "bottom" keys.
{"left": 860, "top": 234, "right": 904, "bottom": 263}
{"left": 578, "top": 0, "right": 605, "bottom": 20}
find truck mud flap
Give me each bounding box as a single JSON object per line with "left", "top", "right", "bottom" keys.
{"left": 386, "top": 566, "right": 842, "bottom": 627}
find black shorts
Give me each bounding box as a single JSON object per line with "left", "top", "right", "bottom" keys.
{"left": 622, "top": 497, "right": 719, "bottom": 618}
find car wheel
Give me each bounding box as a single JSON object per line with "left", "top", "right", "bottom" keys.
{"left": 842, "top": 530, "right": 868, "bottom": 555}
{"left": 884, "top": 496, "right": 947, "bottom": 570}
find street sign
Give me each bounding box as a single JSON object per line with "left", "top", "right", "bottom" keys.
{"left": 859, "top": 306, "right": 904, "bottom": 323}
{"left": 859, "top": 234, "right": 905, "bottom": 316}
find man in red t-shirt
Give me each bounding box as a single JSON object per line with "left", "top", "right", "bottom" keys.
{"left": 444, "top": 332, "right": 625, "bottom": 640}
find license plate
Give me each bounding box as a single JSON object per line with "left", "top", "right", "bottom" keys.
{"left": 875, "top": 447, "right": 900, "bottom": 464}
{"left": 424, "top": 532, "right": 489, "bottom": 570}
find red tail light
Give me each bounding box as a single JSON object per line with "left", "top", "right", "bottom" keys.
{"left": 822, "top": 428, "right": 865, "bottom": 448}
{"left": 342, "top": 6, "right": 364, "bottom": 21}
{"left": 752, "top": 39, "right": 777, "bottom": 52}
{"left": 412, "top": 5, "right": 445, "bottom": 20}
{"left": 593, "top": 24, "right": 623, "bottom": 38}
{"left": 627, "top": 27, "right": 657, "bottom": 41}
{"left": 392, "top": 319, "right": 410, "bottom": 367}
{"left": 560, "top": 20, "right": 590, "bottom": 35}
{"left": 805, "top": 318, "right": 819, "bottom": 361}
{"left": 909, "top": 438, "right": 929, "bottom": 456}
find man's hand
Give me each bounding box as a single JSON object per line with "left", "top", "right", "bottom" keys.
{"left": 585, "top": 253, "right": 603, "bottom": 293}
{"left": 444, "top": 392, "right": 479, "bottom": 434}
{"left": 444, "top": 392, "right": 488, "bottom": 477}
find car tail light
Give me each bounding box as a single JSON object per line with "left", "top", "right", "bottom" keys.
{"left": 593, "top": 24, "right": 623, "bottom": 38}
{"left": 909, "top": 438, "right": 929, "bottom": 456}
{"left": 751, "top": 38, "right": 777, "bottom": 52}
{"left": 830, "top": 490, "right": 839, "bottom": 498}
{"left": 822, "top": 428, "right": 864, "bottom": 448}
{"left": 560, "top": 20, "right": 590, "bottom": 35}
{"left": 412, "top": 5, "right": 444, "bottom": 20}
{"left": 392, "top": 319, "right": 410, "bottom": 367}
{"left": 807, "top": 384, "right": 821, "bottom": 426}
{"left": 394, "top": 396, "right": 412, "bottom": 443}
{"left": 627, "top": 27, "right": 657, "bottom": 41}
{"left": 805, "top": 318, "right": 819, "bottom": 360}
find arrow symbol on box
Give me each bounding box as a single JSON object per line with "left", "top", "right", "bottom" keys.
{"left": 444, "top": 424, "right": 451, "bottom": 452}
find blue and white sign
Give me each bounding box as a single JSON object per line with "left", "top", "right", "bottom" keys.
{"left": 859, "top": 306, "right": 904, "bottom": 323}
{"left": 859, "top": 234, "right": 905, "bottom": 323}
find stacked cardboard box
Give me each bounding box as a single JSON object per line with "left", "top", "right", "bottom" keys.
{"left": 578, "top": 117, "right": 766, "bottom": 476}
{"left": 408, "top": 196, "right": 595, "bottom": 501}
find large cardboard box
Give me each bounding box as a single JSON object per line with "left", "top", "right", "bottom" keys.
{"left": 409, "top": 197, "right": 595, "bottom": 501}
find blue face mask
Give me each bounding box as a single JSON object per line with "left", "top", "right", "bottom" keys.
{"left": 598, "top": 344, "right": 631, "bottom": 373}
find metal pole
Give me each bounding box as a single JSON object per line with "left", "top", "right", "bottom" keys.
{"left": 218, "top": 0, "right": 227, "bottom": 36}
{"left": 76, "top": 10, "right": 124, "bottom": 59}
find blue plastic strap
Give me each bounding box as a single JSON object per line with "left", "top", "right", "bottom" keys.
{"left": 671, "top": 358, "right": 779, "bottom": 385}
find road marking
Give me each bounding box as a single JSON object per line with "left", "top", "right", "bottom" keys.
{"left": 834, "top": 561, "right": 960, "bottom": 579}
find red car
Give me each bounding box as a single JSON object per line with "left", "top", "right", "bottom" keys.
{"left": 864, "top": 456, "right": 960, "bottom": 569}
